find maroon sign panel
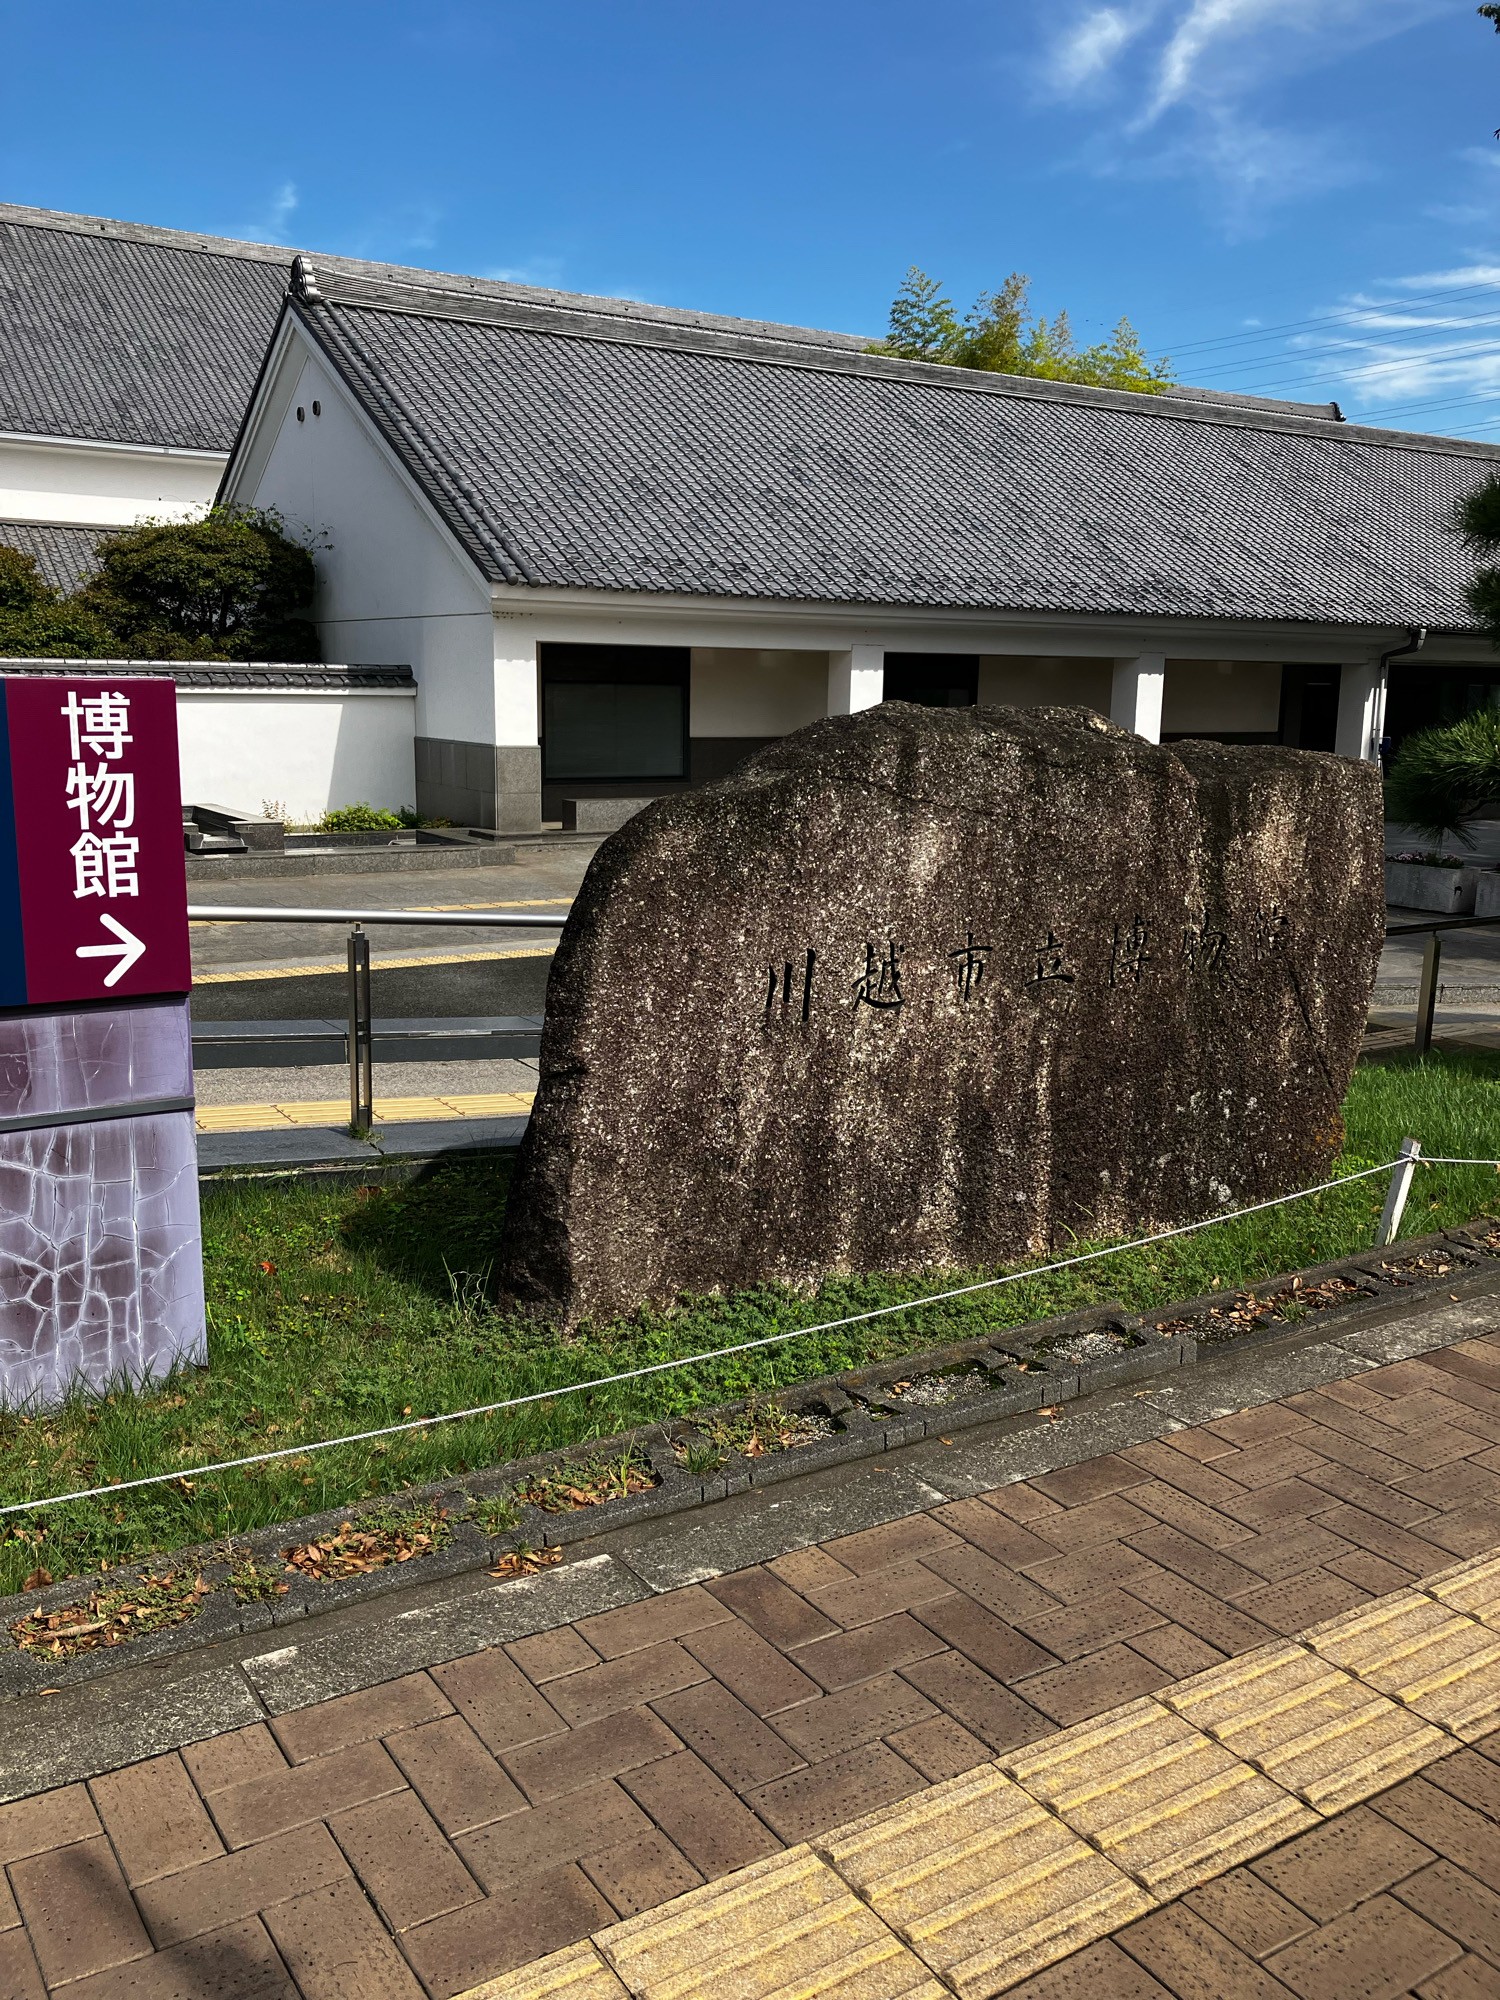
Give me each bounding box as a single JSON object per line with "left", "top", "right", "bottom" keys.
{"left": 3, "top": 677, "right": 191, "bottom": 1006}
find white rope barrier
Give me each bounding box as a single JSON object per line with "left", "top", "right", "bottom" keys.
{"left": 0, "top": 1157, "right": 1404, "bottom": 1521}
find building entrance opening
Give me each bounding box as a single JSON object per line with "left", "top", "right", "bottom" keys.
{"left": 540, "top": 646, "right": 689, "bottom": 818}
{"left": 883, "top": 654, "right": 979, "bottom": 708}
{"left": 1279, "top": 665, "right": 1340, "bottom": 752}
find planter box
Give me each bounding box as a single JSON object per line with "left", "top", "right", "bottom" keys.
{"left": 1384, "top": 860, "right": 1474, "bottom": 913}
{"left": 1474, "top": 870, "right": 1500, "bottom": 919}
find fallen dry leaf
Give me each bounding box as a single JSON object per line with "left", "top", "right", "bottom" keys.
{"left": 21, "top": 1568, "right": 52, "bottom": 1591}
{"left": 489, "top": 1545, "right": 564, "bottom": 1580}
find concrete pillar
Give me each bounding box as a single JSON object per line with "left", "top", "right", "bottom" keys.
{"left": 1335, "top": 660, "right": 1386, "bottom": 763}
{"left": 492, "top": 627, "right": 543, "bottom": 831}
{"left": 827, "top": 644, "right": 884, "bottom": 715}
{"left": 413, "top": 623, "right": 541, "bottom": 832}
{"left": 1110, "top": 655, "right": 1165, "bottom": 743}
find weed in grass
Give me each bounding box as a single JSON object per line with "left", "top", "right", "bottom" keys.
{"left": 11, "top": 1571, "right": 210, "bottom": 1656}
{"left": 469, "top": 1493, "right": 522, "bottom": 1538}
{"left": 697, "top": 1397, "right": 834, "bottom": 1457}
{"left": 674, "top": 1439, "right": 727, "bottom": 1477}
{"left": 0, "top": 1048, "right": 1493, "bottom": 1597}
{"left": 220, "top": 1549, "right": 288, "bottom": 1604}
{"left": 511, "top": 1449, "right": 657, "bottom": 1513}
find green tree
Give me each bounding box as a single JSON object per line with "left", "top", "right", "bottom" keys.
{"left": 876, "top": 268, "right": 1173, "bottom": 394}
{"left": 1454, "top": 471, "right": 1500, "bottom": 637}
{"left": 0, "top": 546, "right": 119, "bottom": 659}
{"left": 883, "top": 267, "right": 963, "bottom": 361}
{"left": 1385, "top": 712, "right": 1500, "bottom": 847}
{"left": 75, "top": 509, "right": 320, "bottom": 662}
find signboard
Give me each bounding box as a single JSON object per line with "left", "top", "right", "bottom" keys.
{"left": 0, "top": 676, "right": 191, "bottom": 1007}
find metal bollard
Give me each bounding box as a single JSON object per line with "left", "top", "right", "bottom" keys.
{"left": 347, "top": 925, "right": 374, "bottom": 1135}
{"left": 1376, "top": 1136, "right": 1422, "bottom": 1248}
{"left": 1414, "top": 933, "right": 1442, "bottom": 1055}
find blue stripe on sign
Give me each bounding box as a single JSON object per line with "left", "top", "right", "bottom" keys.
{"left": 0, "top": 685, "right": 26, "bottom": 1006}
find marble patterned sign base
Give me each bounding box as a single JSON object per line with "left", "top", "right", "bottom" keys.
{"left": 0, "top": 997, "right": 204, "bottom": 1408}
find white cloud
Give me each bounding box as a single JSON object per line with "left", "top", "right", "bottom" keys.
{"left": 1146, "top": 0, "right": 1298, "bottom": 120}
{"left": 1038, "top": 0, "right": 1457, "bottom": 221}
{"left": 484, "top": 257, "right": 566, "bottom": 288}
{"left": 221, "top": 182, "right": 298, "bottom": 245}
{"left": 1045, "top": 6, "right": 1153, "bottom": 93}
{"left": 1191, "top": 264, "right": 1500, "bottom": 429}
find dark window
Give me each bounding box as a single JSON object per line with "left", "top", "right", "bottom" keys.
{"left": 1386, "top": 666, "right": 1500, "bottom": 756}
{"left": 540, "top": 645, "right": 688, "bottom": 782}
{"left": 883, "top": 654, "right": 979, "bottom": 708}
{"left": 1278, "top": 665, "right": 1340, "bottom": 752}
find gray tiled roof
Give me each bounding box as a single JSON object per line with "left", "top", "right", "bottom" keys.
{"left": 0, "top": 201, "right": 1342, "bottom": 455}
{"left": 0, "top": 521, "right": 108, "bottom": 593}
{"left": 0, "top": 204, "right": 920, "bottom": 454}
{"left": 289, "top": 266, "right": 1500, "bottom": 631}
{"left": 0, "top": 658, "right": 414, "bottom": 688}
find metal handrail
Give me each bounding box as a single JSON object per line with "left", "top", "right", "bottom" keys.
{"left": 1382, "top": 911, "right": 1500, "bottom": 1053}
{"left": 1386, "top": 914, "right": 1500, "bottom": 937}
{"left": 187, "top": 905, "right": 564, "bottom": 927}
{"left": 190, "top": 902, "right": 570, "bottom": 1130}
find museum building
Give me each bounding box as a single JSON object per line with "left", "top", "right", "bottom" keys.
{"left": 5, "top": 202, "right": 1500, "bottom": 829}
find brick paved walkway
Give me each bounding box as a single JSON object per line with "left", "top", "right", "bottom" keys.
{"left": 1012, "top": 1737, "right": 1500, "bottom": 1998}
{"left": 8, "top": 1333, "right": 1500, "bottom": 1997}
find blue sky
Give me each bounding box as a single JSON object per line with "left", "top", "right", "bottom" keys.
{"left": 3, "top": 1, "right": 1498, "bottom": 436}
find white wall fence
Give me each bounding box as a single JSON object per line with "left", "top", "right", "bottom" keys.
{"left": 0, "top": 661, "right": 417, "bottom": 823}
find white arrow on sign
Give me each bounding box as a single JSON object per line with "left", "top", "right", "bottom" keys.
{"left": 76, "top": 912, "right": 146, "bottom": 988}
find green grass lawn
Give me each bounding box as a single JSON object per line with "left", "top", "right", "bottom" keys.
{"left": 2, "top": 1050, "right": 1498, "bottom": 1598}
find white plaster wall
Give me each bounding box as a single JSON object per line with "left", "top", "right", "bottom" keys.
{"left": 0, "top": 437, "right": 220, "bottom": 526}
{"left": 690, "top": 649, "right": 828, "bottom": 735}
{"left": 978, "top": 656, "right": 1115, "bottom": 713}
{"left": 227, "top": 340, "right": 494, "bottom": 743}
{"left": 175, "top": 692, "right": 416, "bottom": 821}
{"left": 1162, "top": 659, "right": 1283, "bottom": 734}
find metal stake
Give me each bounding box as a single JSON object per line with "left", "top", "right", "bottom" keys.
{"left": 347, "top": 925, "right": 374, "bottom": 1135}
{"left": 1414, "top": 932, "right": 1442, "bottom": 1055}
{"left": 1376, "top": 1137, "right": 1422, "bottom": 1248}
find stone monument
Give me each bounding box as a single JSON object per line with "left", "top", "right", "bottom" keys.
{"left": 500, "top": 704, "right": 1385, "bottom": 1326}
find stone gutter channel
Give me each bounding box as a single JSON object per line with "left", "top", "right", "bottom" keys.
{"left": 2, "top": 1226, "right": 1499, "bottom": 1805}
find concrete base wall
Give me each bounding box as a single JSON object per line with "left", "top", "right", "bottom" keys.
{"left": 416, "top": 736, "right": 542, "bottom": 831}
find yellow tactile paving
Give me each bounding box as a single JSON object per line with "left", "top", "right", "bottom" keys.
{"left": 1161, "top": 1641, "right": 1447, "bottom": 1816}
{"left": 596, "top": 1846, "right": 945, "bottom": 2000}
{"left": 999, "top": 1697, "right": 1316, "bottom": 1900}
{"left": 457, "top": 1943, "right": 627, "bottom": 2000}
{"left": 1423, "top": 1551, "right": 1500, "bottom": 1625}
{"left": 815, "top": 1766, "right": 1151, "bottom": 2000}
{"left": 190, "top": 898, "right": 573, "bottom": 930}
{"left": 1305, "top": 1589, "right": 1500, "bottom": 1742}
{"left": 194, "top": 1092, "right": 535, "bottom": 1132}
{"left": 194, "top": 944, "right": 557, "bottom": 982}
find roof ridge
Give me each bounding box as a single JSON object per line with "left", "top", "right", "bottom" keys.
{"left": 298, "top": 268, "right": 1500, "bottom": 462}
{"left": 0, "top": 201, "right": 878, "bottom": 356}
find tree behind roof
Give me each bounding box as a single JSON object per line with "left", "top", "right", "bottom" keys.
{"left": 0, "top": 545, "right": 120, "bottom": 659}
{"left": 876, "top": 267, "right": 1173, "bottom": 393}
{"left": 74, "top": 510, "right": 320, "bottom": 662}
